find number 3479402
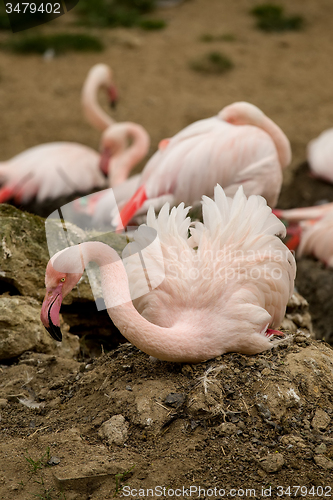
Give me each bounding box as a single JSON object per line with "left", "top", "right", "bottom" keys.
{"left": 5, "top": 3, "right": 61, "bottom": 14}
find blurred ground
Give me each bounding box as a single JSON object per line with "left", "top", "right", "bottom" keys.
{"left": 0, "top": 0, "right": 332, "bottom": 185}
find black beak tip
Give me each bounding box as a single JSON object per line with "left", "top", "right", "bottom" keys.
{"left": 45, "top": 324, "right": 62, "bottom": 342}
{"left": 110, "top": 100, "right": 117, "bottom": 110}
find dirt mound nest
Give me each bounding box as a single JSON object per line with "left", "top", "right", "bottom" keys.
{"left": 1, "top": 332, "right": 333, "bottom": 499}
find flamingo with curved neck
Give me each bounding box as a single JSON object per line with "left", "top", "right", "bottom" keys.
{"left": 73, "top": 123, "right": 150, "bottom": 218}
{"left": 100, "top": 122, "right": 150, "bottom": 186}
{"left": 115, "top": 101, "right": 291, "bottom": 230}
{"left": 41, "top": 185, "right": 296, "bottom": 362}
{"left": 81, "top": 63, "right": 118, "bottom": 132}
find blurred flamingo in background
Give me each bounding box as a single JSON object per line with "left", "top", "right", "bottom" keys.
{"left": 0, "top": 64, "right": 151, "bottom": 205}
{"left": 0, "top": 63, "right": 118, "bottom": 205}
{"left": 110, "top": 101, "right": 291, "bottom": 230}
{"left": 81, "top": 63, "right": 118, "bottom": 132}
{"left": 273, "top": 203, "right": 333, "bottom": 267}
{"left": 307, "top": 128, "right": 333, "bottom": 184}
{"left": 74, "top": 122, "right": 150, "bottom": 216}
{"left": 41, "top": 185, "right": 296, "bottom": 361}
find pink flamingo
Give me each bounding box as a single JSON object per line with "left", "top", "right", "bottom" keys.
{"left": 74, "top": 122, "right": 150, "bottom": 217}
{"left": 273, "top": 204, "right": 333, "bottom": 266}
{"left": 307, "top": 128, "right": 333, "bottom": 183}
{"left": 114, "top": 101, "right": 291, "bottom": 230}
{"left": 41, "top": 185, "right": 296, "bottom": 362}
{"left": 0, "top": 64, "right": 119, "bottom": 205}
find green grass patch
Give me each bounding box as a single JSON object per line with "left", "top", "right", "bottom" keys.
{"left": 200, "top": 33, "right": 236, "bottom": 42}
{"left": 251, "top": 4, "right": 303, "bottom": 32}
{"left": 190, "top": 51, "right": 234, "bottom": 74}
{"left": 139, "top": 18, "right": 167, "bottom": 30}
{"left": 76, "top": 0, "right": 156, "bottom": 28}
{"left": 3, "top": 32, "right": 104, "bottom": 54}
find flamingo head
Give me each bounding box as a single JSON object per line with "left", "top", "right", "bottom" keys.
{"left": 108, "top": 84, "right": 118, "bottom": 109}
{"left": 40, "top": 249, "right": 84, "bottom": 341}
{"left": 219, "top": 101, "right": 264, "bottom": 126}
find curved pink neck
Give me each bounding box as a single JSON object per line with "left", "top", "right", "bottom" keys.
{"left": 81, "top": 72, "right": 115, "bottom": 132}
{"left": 257, "top": 115, "right": 291, "bottom": 169}
{"left": 79, "top": 242, "right": 196, "bottom": 362}
{"left": 105, "top": 123, "right": 150, "bottom": 187}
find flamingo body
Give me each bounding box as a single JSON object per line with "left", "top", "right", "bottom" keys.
{"left": 115, "top": 102, "right": 291, "bottom": 229}
{"left": 41, "top": 185, "right": 296, "bottom": 362}
{"left": 0, "top": 143, "right": 106, "bottom": 203}
{"left": 307, "top": 128, "right": 333, "bottom": 183}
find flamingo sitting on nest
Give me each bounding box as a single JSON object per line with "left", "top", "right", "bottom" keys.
{"left": 108, "top": 101, "right": 291, "bottom": 230}
{"left": 0, "top": 64, "right": 118, "bottom": 205}
{"left": 274, "top": 204, "right": 333, "bottom": 267}
{"left": 41, "top": 185, "right": 296, "bottom": 362}
{"left": 307, "top": 128, "right": 333, "bottom": 184}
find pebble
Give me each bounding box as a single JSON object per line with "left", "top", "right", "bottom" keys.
{"left": 314, "top": 443, "right": 327, "bottom": 454}
{"left": 314, "top": 455, "right": 333, "bottom": 470}
{"left": 312, "top": 409, "right": 330, "bottom": 431}
{"left": 259, "top": 453, "right": 284, "bottom": 473}
{"left": 0, "top": 399, "right": 8, "bottom": 407}
{"left": 216, "top": 423, "right": 237, "bottom": 435}
{"left": 98, "top": 415, "right": 128, "bottom": 446}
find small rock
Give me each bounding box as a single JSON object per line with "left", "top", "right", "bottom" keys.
{"left": 0, "top": 399, "right": 8, "bottom": 407}
{"left": 98, "top": 415, "right": 128, "bottom": 446}
{"left": 312, "top": 409, "right": 330, "bottom": 431}
{"left": 47, "top": 457, "right": 61, "bottom": 466}
{"left": 261, "top": 367, "right": 271, "bottom": 376}
{"left": 314, "top": 443, "right": 327, "bottom": 455}
{"left": 314, "top": 455, "right": 333, "bottom": 470}
{"left": 216, "top": 423, "right": 237, "bottom": 435}
{"left": 165, "top": 393, "right": 186, "bottom": 408}
{"left": 181, "top": 365, "right": 193, "bottom": 376}
{"left": 256, "top": 403, "right": 271, "bottom": 420}
{"left": 260, "top": 453, "right": 284, "bottom": 473}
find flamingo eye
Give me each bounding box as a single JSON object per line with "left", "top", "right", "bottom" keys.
{"left": 60, "top": 277, "right": 66, "bottom": 283}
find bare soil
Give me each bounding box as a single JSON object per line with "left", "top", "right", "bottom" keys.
{"left": 1, "top": 0, "right": 333, "bottom": 498}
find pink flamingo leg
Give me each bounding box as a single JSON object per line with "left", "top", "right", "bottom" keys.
{"left": 116, "top": 185, "right": 147, "bottom": 231}
{"left": 266, "top": 328, "right": 284, "bottom": 337}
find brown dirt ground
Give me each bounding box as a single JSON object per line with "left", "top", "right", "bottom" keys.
{"left": 1, "top": 0, "right": 333, "bottom": 498}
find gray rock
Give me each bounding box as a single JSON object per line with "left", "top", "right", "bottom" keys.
{"left": 312, "top": 409, "right": 330, "bottom": 431}
{"left": 98, "top": 415, "right": 129, "bottom": 446}
{"left": 259, "top": 453, "right": 284, "bottom": 473}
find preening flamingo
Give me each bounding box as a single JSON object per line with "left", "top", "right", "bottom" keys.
{"left": 113, "top": 101, "right": 291, "bottom": 230}
{"left": 41, "top": 185, "right": 296, "bottom": 362}
{"left": 307, "top": 128, "right": 333, "bottom": 184}
{"left": 74, "top": 122, "right": 150, "bottom": 217}
{"left": 0, "top": 64, "right": 119, "bottom": 205}
{"left": 273, "top": 204, "right": 333, "bottom": 266}
{"left": 81, "top": 63, "right": 118, "bottom": 132}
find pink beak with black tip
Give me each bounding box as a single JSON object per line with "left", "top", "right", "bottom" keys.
{"left": 40, "top": 283, "right": 64, "bottom": 342}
